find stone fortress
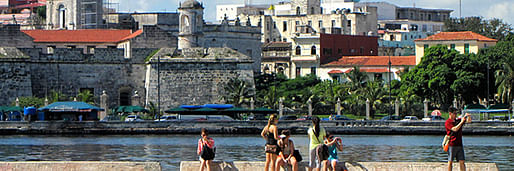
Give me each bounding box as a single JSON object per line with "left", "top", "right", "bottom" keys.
{"left": 0, "top": 0, "right": 261, "bottom": 117}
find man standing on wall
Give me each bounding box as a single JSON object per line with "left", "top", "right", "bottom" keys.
{"left": 445, "top": 107, "right": 472, "bottom": 171}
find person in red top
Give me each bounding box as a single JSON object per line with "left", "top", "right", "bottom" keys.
{"left": 445, "top": 107, "right": 472, "bottom": 171}
{"left": 197, "top": 128, "right": 215, "bottom": 171}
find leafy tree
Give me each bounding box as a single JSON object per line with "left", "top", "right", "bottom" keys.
{"left": 310, "top": 80, "right": 349, "bottom": 114}
{"left": 49, "top": 90, "right": 68, "bottom": 103}
{"left": 401, "top": 46, "right": 484, "bottom": 108}
{"left": 345, "top": 66, "right": 368, "bottom": 91}
{"left": 77, "top": 90, "right": 94, "bottom": 104}
{"left": 495, "top": 61, "right": 514, "bottom": 103}
{"left": 222, "top": 78, "right": 255, "bottom": 107}
{"left": 444, "top": 17, "right": 513, "bottom": 41}
{"left": 358, "top": 81, "right": 387, "bottom": 118}
{"left": 35, "top": 6, "right": 46, "bottom": 19}
{"left": 12, "top": 97, "right": 45, "bottom": 108}
{"left": 254, "top": 73, "right": 287, "bottom": 107}
{"left": 277, "top": 75, "right": 320, "bottom": 111}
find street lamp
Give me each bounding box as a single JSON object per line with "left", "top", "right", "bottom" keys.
{"left": 487, "top": 60, "right": 490, "bottom": 108}
{"left": 157, "top": 52, "right": 161, "bottom": 121}
{"left": 388, "top": 55, "right": 392, "bottom": 118}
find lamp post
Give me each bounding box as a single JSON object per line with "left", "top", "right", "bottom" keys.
{"left": 157, "top": 52, "right": 161, "bottom": 121}
{"left": 388, "top": 55, "right": 392, "bottom": 118}
{"left": 487, "top": 61, "right": 490, "bottom": 108}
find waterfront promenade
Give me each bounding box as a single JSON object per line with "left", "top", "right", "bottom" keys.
{"left": 0, "top": 120, "right": 511, "bottom": 135}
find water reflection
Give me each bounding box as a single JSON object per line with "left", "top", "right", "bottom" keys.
{"left": 0, "top": 135, "right": 511, "bottom": 170}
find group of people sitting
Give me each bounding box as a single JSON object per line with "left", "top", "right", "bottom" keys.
{"left": 196, "top": 114, "right": 345, "bottom": 171}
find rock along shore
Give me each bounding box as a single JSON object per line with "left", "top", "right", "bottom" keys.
{"left": 0, "top": 120, "right": 511, "bottom": 135}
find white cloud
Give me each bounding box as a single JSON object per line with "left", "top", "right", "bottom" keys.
{"left": 483, "top": 2, "right": 514, "bottom": 25}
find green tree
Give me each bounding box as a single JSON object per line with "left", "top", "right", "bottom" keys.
{"left": 358, "top": 81, "right": 387, "bottom": 118}
{"left": 345, "top": 66, "right": 368, "bottom": 91}
{"left": 495, "top": 62, "right": 514, "bottom": 103}
{"left": 49, "top": 90, "right": 67, "bottom": 103}
{"left": 12, "top": 97, "right": 45, "bottom": 108}
{"left": 310, "top": 80, "right": 349, "bottom": 114}
{"left": 77, "top": 90, "right": 94, "bottom": 104}
{"left": 278, "top": 75, "right": 320, "bottom": 111}
{"left": 401, "top": 46, "right": 484, "bottom": 108}
{"left": 222, "top": 78, "right": 255, "bottom": 107}
{"left": 254, "top": 73, "right": 287, "bottom": 107}
{"left": 444, "top": 17, "right": 513, "bottom": 41}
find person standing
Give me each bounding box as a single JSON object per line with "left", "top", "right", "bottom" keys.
{"left": 197, "top": 128, "right": 215, "bottom": 171}
{"left": 261, "top": 114, "right": 279, "bottom": 171}
{"left": 308, "top": 116, "right": 326, "bottom": 171}
{"left": 445, "top": 107, "right": 472, "bottom": 171}
{"left": 323, "top": 132, "right": 344, "bottom": 171}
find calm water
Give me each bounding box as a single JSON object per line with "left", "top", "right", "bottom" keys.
{"left": 0, "top": 135, "right": 512, "bottom": 171}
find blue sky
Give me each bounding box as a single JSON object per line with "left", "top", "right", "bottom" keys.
{"left": 113, "top": 0, "right": 514, "bottom": 25}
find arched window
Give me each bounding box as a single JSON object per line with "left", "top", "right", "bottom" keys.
{"left": 295, "top": 46, "right": 301, "bottom": 55}
{"left": 58, "top": 4, "right": 66, "bottom": 29}
{"left": 311, "top": 7, "right": 314, "bottom": 14}
{"left": 311, "top": 45, "right": 316, "bottom": 55}
{"left": 296, "top": 7, "right": 301, "bottom": 16}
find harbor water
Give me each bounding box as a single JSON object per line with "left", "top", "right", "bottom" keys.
{"left": 0, "top": 135, "right": 511, "bottom": 170}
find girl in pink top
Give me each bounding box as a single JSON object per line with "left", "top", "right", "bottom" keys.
{"left": 197, "top": 128, "right": 215, "bottom": 171}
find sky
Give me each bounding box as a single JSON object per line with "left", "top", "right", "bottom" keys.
{"left": 111, "top": 0, "right": 514, "bottom": 25}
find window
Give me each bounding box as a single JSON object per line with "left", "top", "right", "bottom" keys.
{"left": 296, "top": 67, "right": 301, "bottom": 77}
{"left": 47, "top": 46, "right": 55, "bottom": 54}
{"left": 332, "top": 75, "right": 340, "bottom": 82}
{"left": 295, "top": 21, "right": 299, "bottom": 31}
{"left": 484, "top": 43, "right": 487, "bottom": 48}
{"left": 319, "top": 20, "right": 322, "bottom": 28}
{"left": 273, "top": 21, "right": 276, "bottom": 29}
{"left": 338, "top": 49, "right": 342, "bottom": 54}
{"left": 390, "top": 35, "right": 394, "bottom": 41}
{"left": 450, "top": 44, "right": 455, "bottom": 50}
{"left": 311, "top": 67, "right": 316, "bottom": 76}
{"left": 87, "top": 46, "right": 95, "bottom": 54}
{"left": 308, "top": 20, "right": 312, "bottom": 26}
{"left": 347, "top": 20, "right": 351, "bottom": 27}
{"left": 424, "top": 44, "right": 429, "bottom": 51}
{"left": 464, "top": 44, "right": 469, "bottom": 54}
{"left": 428, "top": 14, "right": 432, "bottom": 20}
{"left": 296, "top": 7, "right": 301, "bottom": 16}
{"left": 323, "top": 48, "right": 332, "bottom": 55}
{"left": 374, "top": 73, "right": 383, "bottom": 81}
{"left": 311, "top": 45, "right": 316, "bottom": 55}
{"left": 295, "top": 46, "right": 301, "bottom": 55}
{"left": 283, "top": 21, "right": 287, "bottom": 31}
{"left": 331, "top": 20, "right": 336, "bottom": 27}
{"left": 360, "top": 47, "right": 363, "bottom": 54}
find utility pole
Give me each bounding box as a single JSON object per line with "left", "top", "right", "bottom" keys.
{"left": 388, "top": 55, "right": 392, "bottom": 118}
{"left": 157, "top": 52, "right": 161, "bottom": 121}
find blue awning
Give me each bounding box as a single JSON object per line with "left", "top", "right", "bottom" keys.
{"left": 38, "top": 101, "right": 104, "bottom": 112}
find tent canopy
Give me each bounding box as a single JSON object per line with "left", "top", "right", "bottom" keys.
{"left": 464, "top": 104, "right": 486, "bottom": 110}
{"left": 0, "top": 106, "right": 23, "bottom": 112}
{"left": 38, "top": 101, "right": 104, "bottom": 112}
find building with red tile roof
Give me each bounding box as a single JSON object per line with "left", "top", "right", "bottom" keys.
{"left": 21, "top": 29, "right": 143, "bottom": 56}
{"left": 414, "top": 31, "right": 497, "bottom": 64}
{"left": 319, "top": 56, "right": 416, "bottom": 83}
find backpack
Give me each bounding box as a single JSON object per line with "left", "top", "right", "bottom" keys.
{"left": 201, "top": 140, "right": 216, "bottom": 160}
{"left": 313, "top": 128, "right": 329, "bottom": 161}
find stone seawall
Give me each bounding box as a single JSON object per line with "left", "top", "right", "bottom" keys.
{"left": 180, "top": 161, "right": 498, "bottom": 171}
{"left": 0, "top": 121, "right": 511, "bottom": 135}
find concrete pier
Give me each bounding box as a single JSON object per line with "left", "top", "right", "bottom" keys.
{"left": 0, "top": 161, "right": 161, "bottom": 171}
{"left": 0, "top": 120, "right": 511, "bottom": 135}
{"left": 180, "top": 161, "right": 499, "bottom": 171}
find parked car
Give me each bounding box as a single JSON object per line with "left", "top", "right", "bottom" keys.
{"left": 401, "top": 116, "right": 419, "bottom": 121}
{"left": 279, "top": 115, "right": 297, "bottom": 120}
{"left": 296, "top": 115, "right": 312, "bottom": 121}
{"left": 334, "top": 115, "right": 354, "bottom": 120}
{"left": 125, "top": 115, "right": 143, "bottom": 122}
{"left": 155, "top": 115, "right": 177, "bottom": 121}
{"left": 206, "top": 115, "right": 234, "bottom": 121}
{"left": 380, "top": 115, "right": 401, "bottom": 121}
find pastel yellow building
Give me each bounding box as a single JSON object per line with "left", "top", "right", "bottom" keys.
{"left": 414, "top": 31, "right": 497, "bottom": 64}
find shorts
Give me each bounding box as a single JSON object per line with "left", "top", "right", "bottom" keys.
{"left": 309, "top": 147, "right": 322, "bottom": 168}
{"left": 448, "top": 146, "right": 465, "bottom": 161}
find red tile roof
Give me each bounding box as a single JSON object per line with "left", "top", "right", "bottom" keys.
{"left": 415, "top": 31, "right": 497, "bottom": 42}
{"left": 328, "top": 70, "right": 344, "bottom": 74}
{"left": 22, "top": 29, "right": 143, "bottom": 43}
{"left": 324, "top": 56, "right": 416, "bottom": 66}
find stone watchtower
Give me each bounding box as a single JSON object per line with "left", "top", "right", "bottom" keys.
{"left": 178, "top": 0, "right": 204, "bottom": 50}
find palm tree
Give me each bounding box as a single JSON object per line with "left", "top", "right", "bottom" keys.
{"left": 495, "top": 62, "right": 514, "bottom": 103}
{"left": 358, "top": 81, "right": 387, "bottom": 118}
{"left": 222, "top": 78, "right": 255, "bottom": 107}
{"left": 261, "top": 85, "right": 278, "bottom": 109}
{"left": 49, "top": 90, "right": 67, "bottom": 103}
{"left": 77, "top": 90, "right": 94, "bottom": 104}
{"left": 345, "top": 66, "right": 368, "bottom": 91}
